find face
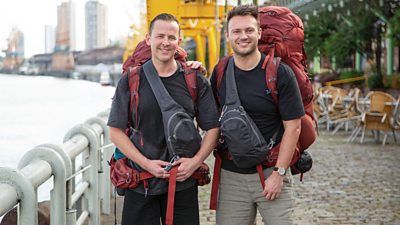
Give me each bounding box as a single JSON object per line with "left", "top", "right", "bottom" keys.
{"left": 146, "top": 20, "right": 181, "bottom": 64}
{"left": 226, "top": 15, "right": 261, "bottom": 57}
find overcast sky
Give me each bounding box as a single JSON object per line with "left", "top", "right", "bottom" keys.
{"left": 0, "top": 0, "right": 264, "bottom": 58}
{"left": 0, "top": 0, "right": 142, "bottom": 58}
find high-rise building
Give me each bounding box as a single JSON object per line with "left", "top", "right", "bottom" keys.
{"left": 55, "top": 0, "right": 76, "bottom": 52}
{"left": 45, "top": 25, "right": 56, "bottom": 53}
{"left": 2, "top": 27, "right": 24, "bottom": 71}
{"left": 85, "top": 0, "right": 108, "bottom": 50}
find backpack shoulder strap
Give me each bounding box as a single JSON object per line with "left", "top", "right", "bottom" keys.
{"left": 128, "top": 66, "right": 140, "bottom": 129}
{"left": 262, "top": 48, "right": 281, "bottom": 104}
{"left": 216, "top": 56, "right": 231, "bottom": 91}
{"left": 181, "top": 62, "right": 198, "bottom": 104}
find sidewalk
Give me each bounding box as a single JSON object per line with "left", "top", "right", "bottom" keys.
{"left": 102, "top": 130, "right": 400, "bottom": 225}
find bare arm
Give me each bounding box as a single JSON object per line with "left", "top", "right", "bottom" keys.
{"left": 175, "top": 127, "right": 220, "bottom": 181}
{"left": 263, "top": 118, "right": 301, "bottom": 200}
{"left": 109, "top": 127, "right": 170, "bottom": 178}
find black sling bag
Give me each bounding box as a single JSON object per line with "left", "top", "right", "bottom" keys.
{"left": 218, "top": 57, "right": 274, "bottom": 168}
{"left": 142, "top": 60, "right": 201, "bottom": 159}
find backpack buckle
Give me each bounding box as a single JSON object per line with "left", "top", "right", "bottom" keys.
{"left": 164, "top": 155, "right": 180, "bottom": 172}
{"left": 267, "top": 138, "right": 275, "bottom": 149}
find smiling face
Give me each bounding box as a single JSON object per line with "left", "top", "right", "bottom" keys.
{"left": 145, "top": 19, "right": 181, "bottom": 65}
{"left": 226, "top": 15, "right": 261, "bottom": 58}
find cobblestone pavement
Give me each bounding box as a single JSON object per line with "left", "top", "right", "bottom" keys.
{"left": 103, "top": 130, "right": 400, "bottom": 225}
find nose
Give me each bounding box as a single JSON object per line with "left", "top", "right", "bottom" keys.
{"left": 162, "top": 37, "right": 170, "bottom": 46}
{"left": 238, "top": 31, "right": 248, "bottom": 40}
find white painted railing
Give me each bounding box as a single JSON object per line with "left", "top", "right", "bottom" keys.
{"left": 0, "top": 110, "right": 114, "bottom": 225}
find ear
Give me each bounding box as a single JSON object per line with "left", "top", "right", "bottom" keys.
{"left": 258, "top": 27, "right": 262, "bottom": 40}
{"left": 225, "top": 30, "right": 229, "bottom": 39}
{"left": 145, "top": 33, "right": 151, "bottom": 45}
{"left": 178, "top": 36, "right": 182, "bottom": 45}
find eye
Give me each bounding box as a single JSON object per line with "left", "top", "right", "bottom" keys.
{"left": 246, "top": 28, "right": 255, "bottom": 34}
{"left": 168, "top": 35, "right": 177, "bottom": 41}
{"left": 232, "top": 30, "right": 241, "bottom": 34}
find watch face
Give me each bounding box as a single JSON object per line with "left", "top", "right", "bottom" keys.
{"left": 277, "top": 167, "right": 286, "bottom": 176}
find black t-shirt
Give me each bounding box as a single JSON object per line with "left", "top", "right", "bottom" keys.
{"left": 108, "top": 61, "right": 219, "bottom": 195}
{"left": 210, "top": 53, "right": 305, "bottom": 174}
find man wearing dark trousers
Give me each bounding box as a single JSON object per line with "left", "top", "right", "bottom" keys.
{"left": 108, "top": 13, "right": 219, "bottom": 225}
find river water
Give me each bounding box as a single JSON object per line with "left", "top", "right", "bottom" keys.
{"left": 0, "top": 74, "right": 116, "bottom": 200}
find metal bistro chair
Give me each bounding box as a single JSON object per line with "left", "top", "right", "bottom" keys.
{"left": 359, "top": 91, "right": 396, "bottom": 145}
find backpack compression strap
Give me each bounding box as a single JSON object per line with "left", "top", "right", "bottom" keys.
{"left": 215, "top": 56, "right": 230, "bottom": 92}
{"left": 262, "top": 47, "right": 281, "bottom": 104}
{"left": 181, "top": 63, "right": 199, "bottom": 104}
{"left": 128, "top": 66, "right": 141, "bottom": 129}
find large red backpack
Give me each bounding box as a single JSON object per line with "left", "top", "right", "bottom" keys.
{"left": 258, "top": 5, "right": 316, "bottom": 156}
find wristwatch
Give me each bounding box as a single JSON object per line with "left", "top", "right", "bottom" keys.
{"left": 273, "top": 167, "right": 286, "bottom": 176}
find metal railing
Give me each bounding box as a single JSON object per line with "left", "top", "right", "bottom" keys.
{"left": 0, "top": 110, "right": 114, "bottom": 225}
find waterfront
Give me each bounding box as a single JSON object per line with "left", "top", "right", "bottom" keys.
{"left": 0, "top": 74, "right": 115, "bottom": 199}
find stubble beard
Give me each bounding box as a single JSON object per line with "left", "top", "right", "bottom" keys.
{"left": 232, "top": 42, "right": 258, "bottom": 58}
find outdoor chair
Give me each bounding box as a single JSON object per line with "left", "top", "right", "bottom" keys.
{"left": 330, "top": 88, "right": 363, "bottom": 136}
{"left": 390, "top": 96, "right": 400, "bottom": 143}
{"left": 358, "top": 91, "right": 396, "bottom": 145}
{"left": 324, "top": 87, "right": 348, "bottom": 130}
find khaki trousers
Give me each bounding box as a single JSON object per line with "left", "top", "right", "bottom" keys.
{"left": 216, "top": 168, "right": 294, "bottom": 225}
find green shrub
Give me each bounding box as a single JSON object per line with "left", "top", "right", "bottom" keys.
{"left": 368, "top": 74, "right": 384, "bottom": 89}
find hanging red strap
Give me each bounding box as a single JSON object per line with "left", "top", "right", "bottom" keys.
{"left": 256, "top": 164, "right": 266, "bottom": 190}
{"left": 166, "top": 166, "right": 178, "bottom": 225}
{"left": 209, "top": 152, "right": 222, "bottom": 210}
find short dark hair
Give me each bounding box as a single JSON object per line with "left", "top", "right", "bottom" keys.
{"left": 227, "top": 4, "right": 259, "bottom": 26}
{"left": 149, "top": 13, "right": 180, "bottom": 34}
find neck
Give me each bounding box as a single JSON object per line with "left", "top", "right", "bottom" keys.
{"left": 233, "top": 50, "right": 261, "bottom": 71}
{"left": 152, "top": 59, "right": 178, "bottom": 77}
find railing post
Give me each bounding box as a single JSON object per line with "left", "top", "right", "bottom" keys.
{"left": 0, "top": 168, "right": 37, "bottom": 225}
{"left": 85, "top": 116, "right": 112, "bottom": 214}
{"left": 18, "top": 146, "right": 67, "bottom": 225}
{"left": 64, "top": 124, "right": 100, "bottom": 225}
{"left": 37, "top": 144, "right": 74, "bottom": 211}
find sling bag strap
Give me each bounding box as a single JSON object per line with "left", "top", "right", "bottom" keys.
{"left": 224, "top": 57, "right": 242, "bottom": 107}
{"left": 142, "top": 60, "right": 187, "bottom": 115}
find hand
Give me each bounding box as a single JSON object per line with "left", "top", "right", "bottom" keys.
{"left": 173, "top": 157, "right": 201, "bottom": 182}
{"left": 142, "top": 159, "right": 170, "bottom": 179}
{"left": 186, "top": 61, "right": 207, "bottom": 75}
{"left": 262, "top": 172, "right": 284, "bottom": 201}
